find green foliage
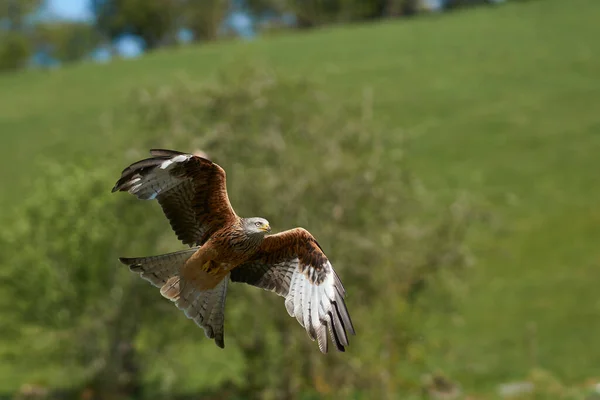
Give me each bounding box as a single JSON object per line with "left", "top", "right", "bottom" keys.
{"left": 0, "top": 0, "right": 41, "bottom": 30}
{"left": 34, "top": 22, "right": 101, "bottom": 63}
{"left": 178, "top": 0, "right": 230, "bottom": 41}
{"left": 91, "top": 0, "right": 230, "bottom": 47}
{"left": 0, "top": 32, "right": 31, "bottom": 72}
{"left": 93, "top": 0, "right": 180, "bottom": 49}
{"left": 247, "top": 0, "right": 384, "bottom": 27}
{"left": 0, "top": 160, "right": 170, "bottom": 396}
{"left": 247, "top": 0, "right": 422, "bottom": 25}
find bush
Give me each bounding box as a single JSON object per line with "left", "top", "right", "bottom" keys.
{"left": 0, "top": 32, "right": 31, "bottom": 72}
{"left": 0, "top": 160, "right": 172, "bottom": 398}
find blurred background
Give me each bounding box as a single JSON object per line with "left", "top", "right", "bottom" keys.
{"left": 1, "top": 0, "right": 599, "bottom": 399}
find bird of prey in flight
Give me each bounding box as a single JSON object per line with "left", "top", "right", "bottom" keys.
{"left": 112, "top": 149, "right": 355, "bottom": 353}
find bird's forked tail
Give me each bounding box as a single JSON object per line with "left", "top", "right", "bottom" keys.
{"left": 118, "top": 249, "right": 230, "bottom": 348}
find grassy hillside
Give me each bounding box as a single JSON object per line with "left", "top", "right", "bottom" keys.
{"left": 1, "top": 0, "right": 599, "bottom": 395}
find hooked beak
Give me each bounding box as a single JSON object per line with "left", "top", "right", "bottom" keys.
{"left": 261, "top": 224, "right": 271, "bottom": 233}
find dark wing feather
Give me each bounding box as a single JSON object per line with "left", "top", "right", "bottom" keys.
{"left": 231, "top": 228, "right": 355, "bottom": 353}
{"left": 112, "top": 149, "right": 238, "bottom": 246}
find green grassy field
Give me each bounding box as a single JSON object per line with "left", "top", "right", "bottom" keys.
{"left": 1, "top": 0, "right": 600, "bottom": 395}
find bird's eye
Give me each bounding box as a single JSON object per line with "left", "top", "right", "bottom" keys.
{"left": 255, "top": 222, "right": 261, "bottom": 227}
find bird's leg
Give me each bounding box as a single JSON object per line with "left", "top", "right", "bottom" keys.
{"left": 201, "top": 259, "right": 220, "bottom": 276}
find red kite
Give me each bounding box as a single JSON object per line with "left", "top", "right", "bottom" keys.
{"left": 113, "top": 149, "right": 354, "bottom": 353}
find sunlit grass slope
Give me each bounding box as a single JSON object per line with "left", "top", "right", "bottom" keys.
{"left": 1, "top": 0, "right": 599, "bottom": 391}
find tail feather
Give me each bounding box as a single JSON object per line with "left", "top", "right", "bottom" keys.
{"left": 173, "top": 276, "right": 230, "bottom": 348}
{"left": 205, "top": 278, "right": 229, "bottom": 347}
{"left": 119, "top": 248, "right": 230, "bottom": 348}
{"left": 119, "top": 248, "right": 198, "bottom": 288}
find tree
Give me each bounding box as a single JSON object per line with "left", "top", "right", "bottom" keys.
{"left": 246, "top": 0, "right": 388, "bottom": 28}
{"left": 0, "top": 0, "right": 41, "bottom": 31}
{"left": 0, "top": 32, "right": 31, "bottom": 72}
{"left": 0, "top": 0, "right": 40, "bottom": 72}
{"left": 178, "top": 0, "right": 230, "bottom": 42}
{"left": 379, "top": 0, "right": 420, "bottom": 17}
{"left": 34, "top": 22, "right": 101, "bottom": 63}
{"left": 0, "top": 160, "right": 169, "bottom": 398}
{"left": 92, "top": 0, "right": 179, "bottom": 49}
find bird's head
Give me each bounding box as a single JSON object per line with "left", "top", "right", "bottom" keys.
{"left": 244, "top": 217, "right": 271, "bottom": 236}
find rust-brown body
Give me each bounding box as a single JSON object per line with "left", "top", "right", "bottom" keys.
{"left": 181, "top": 226, "right": 328, "bottom": 291}
{"left": 182, "top": 224, "right": 262, "bottom": 290}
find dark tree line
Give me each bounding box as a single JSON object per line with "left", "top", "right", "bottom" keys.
{"left": 0, "top": 0, "right": 502, "bottom": 71}
{"left": 88, "top": 0, "right": 419, "bottom": 50}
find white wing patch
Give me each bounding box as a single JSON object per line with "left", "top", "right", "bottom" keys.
{"left": 160, "top": 154, "right": 189, "bottom": 170}
{"left": 283, "top": 259, "right": 349, "bottom": 353}
{"left": 128, "top": 154, "right": 192, "bottom": 200}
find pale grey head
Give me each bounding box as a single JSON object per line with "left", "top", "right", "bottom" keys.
{"left": 242, "top": 217, "right": 271, "bottom": 237}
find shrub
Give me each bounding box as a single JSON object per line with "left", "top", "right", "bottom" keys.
{"left": 0, "top": 32, "right": 31, "bottom": 72}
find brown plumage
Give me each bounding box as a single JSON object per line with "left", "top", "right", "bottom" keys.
{"left": 113, "top": 149, "right": 355, "bottom": 352}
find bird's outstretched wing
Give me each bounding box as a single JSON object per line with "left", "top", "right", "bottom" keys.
{"left": 231, "top": 228, "right": 355, "bottom": 353}
{"left": 112, "top": 149, "right": 238, "bottom": 246}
